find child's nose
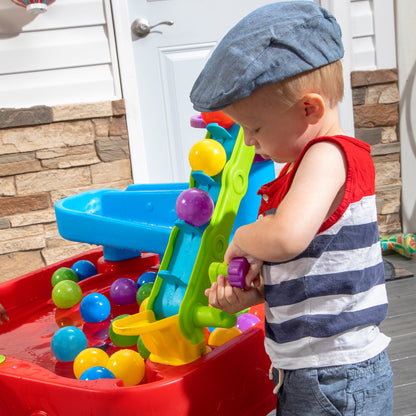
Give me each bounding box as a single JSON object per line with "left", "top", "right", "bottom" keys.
{"left": 243, "top": 130, "right": 257, "bottom": 146}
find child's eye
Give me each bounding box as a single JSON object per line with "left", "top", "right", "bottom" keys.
{"left": 242, "top": 126, "right": 260, "bottom": 135}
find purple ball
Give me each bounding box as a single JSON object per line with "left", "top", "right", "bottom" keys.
{"left": 109, "top": 277, "right": 138, "bottom": 305}
{"left": 175, "top": 188, "right": 214, "bottom": 227}
{"left": 235, "top": 313, "right": 261, "bottom": 332}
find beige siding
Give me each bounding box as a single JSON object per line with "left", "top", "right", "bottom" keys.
{"left": 0, "top": 0, "right": 120, "bottom": 108}
{"left": 350, "top": 0, "right": 396, "bottom": 70}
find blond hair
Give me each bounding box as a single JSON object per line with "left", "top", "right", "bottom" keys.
{"left": 272, "top": 60, "right": 344, "bottom": 108}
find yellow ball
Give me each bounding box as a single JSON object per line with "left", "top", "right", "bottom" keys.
{"left": 106, "top": 349, "right": 145, "bottom": 386}
{"left": 139, "top": 297, "right": 148, "bottom": 312}
{"left": 208, "top": 327, "right": 242, "bottom": 347}
{"left": 189, "top": 139, "right": 226, "bottom": 177}
{"left": 73, "top": 347, "right": 109, "bottom": 379}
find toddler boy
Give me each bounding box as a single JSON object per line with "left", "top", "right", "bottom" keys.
{"left": 191, "top": 2, "right": 393, "bottom": 415}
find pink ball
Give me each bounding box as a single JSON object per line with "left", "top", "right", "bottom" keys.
{"left": 175, "top": 188, "right": 214, "bottom": 227}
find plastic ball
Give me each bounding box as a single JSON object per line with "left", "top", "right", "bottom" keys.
{"left": 79, "top": 366, "right": 116, "bottom": 381}
{"left": 235, "top": 313, "right": 261, "bottom": 332}
{"left": 139, "top": 297, "right": 148, "bottom": 312}
{"left": 51, "top": 326, "right": 87, "bottom": 362}
{"left": 175, "top": 188, "right": 214, "bottom": 227}
{"left": 52, "top": 280, "right": 82, "bottom": 309}
{"left": 136, "top": 282, "right": 154, "bottom": 305}
{"left": 106, "top": 349, "right": 145, "bottom": 386}
{"left": 137, "top": 272, "right": 157, "bottom": 287}
{"left": 71, "top": 260, "right": 97, "bottom": 281}
{"left": 51, "top": 267, "right": 78, "bottom": 287}
{"left": 201, "top": 111, "right": 234, "bottom": 128}
{"left": 248, "top": 303, "right": 265, "bottom": 321}
{"left": 73, "top": 348, "right": 109, "bottom": 379}
{"left": 80, "top": 293, "right": 111, "bottom": 323}
{"left": 188, "top": 139, "right": 227, "bottom": 177}
{"left": 137, "top": 336, "right": 150, "bottom": 360}
{"left": 203, "top": 327, "right": 211, "bottom": 344}
{"left": 110, "top": 278, "right": 138, "bottom": 306}
{"left": 208, "top": 327, "right": 242, "bottom": 347}
{"left": 109, "top": 315, "right": 138, "bottom": 347}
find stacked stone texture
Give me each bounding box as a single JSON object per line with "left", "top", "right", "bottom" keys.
{"left": 0, "top": 100, "right": 133, "bottom": 282}
{"left": 351, "top": 68, "right": 401, "bottom": 236}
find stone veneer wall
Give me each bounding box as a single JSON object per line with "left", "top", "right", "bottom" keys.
{"left": 0, "top": 100, "right": 133, "bottom": 282}
{"left": 351, "top": 68, "right": 401, "bottom": 236}
{"left": 0, "top": 69, "right": 402, "bottom": 282}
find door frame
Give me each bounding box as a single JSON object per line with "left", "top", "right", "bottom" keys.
{"left": 395, "top": 0, "right": 416, "bottom": 232}
{"left": 319, "top": 0, "right": 354, "bottom": 136}
{"left": 111, "top": 0, "right": 150, "bottom": 183}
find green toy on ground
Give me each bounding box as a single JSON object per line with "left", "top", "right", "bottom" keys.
{"left": 380, "top": 233, "right": 416, "bottom": 258}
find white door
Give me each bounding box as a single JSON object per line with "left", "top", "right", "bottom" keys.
{"left": 112, "top": 0, "right": 353, "bottom": 184}
{"left": 113, "top": 0, "right": 284, "bottom": 183}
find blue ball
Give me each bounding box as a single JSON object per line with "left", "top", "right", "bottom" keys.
{"left": 51, "top": 326, "right": 87, "bottom": 362}
{"left": 80, "top": 293, "right": 111, "bottom": 323}
{"left": 79, "top": 366, "right": 116, "bottom": 380}
{"left": 72, "top": 260, "right": 97, "bottom": 281}
{"left": 137, "top": 272, "right": 157, "bottom": 287}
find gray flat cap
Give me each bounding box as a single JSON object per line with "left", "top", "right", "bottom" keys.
{"left": 190, "top": 1, "right": 344, "bottom": 112}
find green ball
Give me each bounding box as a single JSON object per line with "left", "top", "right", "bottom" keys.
{"left": 137, "top": 336, "right": 150, "bottom": 359}
{"left": 136, "top": 282, "right": 154, "bottom": 305}
{"left": 52, "top": 280, "right": 82, "bottom": 309}
{"left": 51, "top": 267, "right": 79, "bottom": 287}
{"left": 109, "top": 314, "right": 138, "bottom": 347}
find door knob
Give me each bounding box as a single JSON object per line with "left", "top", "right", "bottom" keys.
{"left": 131, "top": 18, "right": 174, "bottom": 38}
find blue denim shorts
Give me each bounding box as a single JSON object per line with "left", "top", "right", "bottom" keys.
{"left": 272, "top": 350, "right": 393, "bottom": 416}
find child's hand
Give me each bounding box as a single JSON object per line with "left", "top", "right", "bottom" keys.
{"left": 0, "top": 303, "right": 9, "bottom": 324}
{"left": 225, "top": 240, "right": 263, "bottom": 288}
{"left": 205, "top": 274, "right": 264, "bottom": 315}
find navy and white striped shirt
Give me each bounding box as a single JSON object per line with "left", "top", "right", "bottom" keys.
{"left": 258, "top": 136, "right": 390, "bottom": 369}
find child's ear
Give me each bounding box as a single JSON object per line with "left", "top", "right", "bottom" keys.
{"left": 300, "top": 93, "right": 325, "bottom": 124}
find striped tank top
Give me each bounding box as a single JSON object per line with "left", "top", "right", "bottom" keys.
{"left": 258, "top": 136, "right": 390, "bottom": 369}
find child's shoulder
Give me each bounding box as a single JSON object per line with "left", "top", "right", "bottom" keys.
{"left": 301, "top": 135, "right": 373, "bottom": 174}
{"left": 306, "top": 135, "right": 371, "bottom": 154}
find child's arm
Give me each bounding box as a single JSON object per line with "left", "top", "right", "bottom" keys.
{"left": 206, "top": 141, "right": 346, "bottom": 312}
{"left": 0, "top": 303, "right": 9, "bottom": 324}
{"left": 230, "top": 141, "right": 347, "bottom": 263}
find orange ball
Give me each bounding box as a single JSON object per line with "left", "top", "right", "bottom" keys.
{"left": 248, "top": 303, "right": 265, "bottom": 321}
{"left": 208, "top": 327, "right": 242, "bottom": 347}
{"left": 189, "top": 139, "right": 226, "bottom": 177}
{"left": 203, "top": 327, "right": 211, "bottom": 344}
{"left": 201, "top": 111, "right": 234, "bottom": 128}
